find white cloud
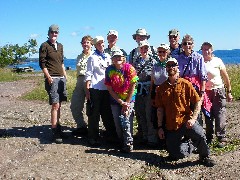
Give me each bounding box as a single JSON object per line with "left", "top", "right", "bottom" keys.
{"left": 29, "top": 34, "right": 39, "bottom": 39}
{"left": 82, "top": 26, "right": 94, "bottom": 31}
{"left": 71, "top": 32, "right": 78, "bottom": 37}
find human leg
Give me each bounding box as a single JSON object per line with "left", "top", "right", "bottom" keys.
{"left": 87, "top": 89, "right": 101, "bottom": 143}
{"left": 186, "top": 121, "right": 210, "bottom": 158}
{"left": 99, "top": 90, "right": 117, "bottom": 139}
{"left": 135, "top": 95, "right": 148, "bottom": 143}
{"left": 70, "top": 76, "right": 87, "bottom": 129}
{"left": 212, "top": 88, "right": 227, "bottom": 140}
{"left": 145, "top": 94, "right": 158, "bottom": 147}
{"left": 165, "top": 128, "right": 186, "bottom": 160}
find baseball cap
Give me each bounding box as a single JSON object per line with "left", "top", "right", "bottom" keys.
{"left": 92, "top": 36, "right": 104, "bottom": 45}
{"left": 111, "top": 50, "right": 124, "bottom": 58}
{"left": 166, "top": 57, "right": 178, "bottom": 65}
{"left": 107, "top": 30, "right": 118, "bottom": 37}
{"left": 168, "top": 29, "right": 179, "bottom": 36}
{"left": 48, "top": 24, "right": 59, "bottom": 33}
{"left": 158, "top": 43, "right": 170, "bottom": 50}
{"left": 138, "top": 40, "right": 150, "bottom": 47}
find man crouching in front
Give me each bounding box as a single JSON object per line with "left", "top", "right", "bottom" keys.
{"left": 155, "top": 57, "right": 216, "bottom": 167}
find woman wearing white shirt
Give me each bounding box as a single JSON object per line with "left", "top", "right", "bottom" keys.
{"left": 85, "top": 36, "right": 116, "bottom": 146}
{"left": 201, "top": 42, "right": 233, "bottom": 148}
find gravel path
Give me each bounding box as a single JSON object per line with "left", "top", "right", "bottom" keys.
{"left": 0, "top": 78, "right": 240, "bottom": 179}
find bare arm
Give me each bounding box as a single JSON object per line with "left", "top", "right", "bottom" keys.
{"left": 62, "top": 64, "right": 67, "bottom": 79}
{"left": 220, "top": 68, "right": 233, "bottom": 102}
{"left": 186, "top": 100, "right": 201, "bottom": 129}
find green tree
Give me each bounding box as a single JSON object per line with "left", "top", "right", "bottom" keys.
{"left": 0, "top": 39, "right": 38, "bottom": 68}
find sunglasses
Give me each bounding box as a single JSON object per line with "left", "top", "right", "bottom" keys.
{"left": 166, "top": 63, "right": 178, "bottom": 68}
{"left": 182, "top": 42, "right": 193, "bottom": 46}
{"left": 169, "top": 35, "right": 177, "bottom": 39}
{"left": 158, "top": 51, "right": 167, "bottom": 54}
{"left": 51, "top": 31, "right": 59, "bottom": 34}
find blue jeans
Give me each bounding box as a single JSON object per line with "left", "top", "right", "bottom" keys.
{"left": 165, "top": 121, "right": 210, "bottom": 159}
{"left": 110, "top": 102, "right": 134, "bottom": 146}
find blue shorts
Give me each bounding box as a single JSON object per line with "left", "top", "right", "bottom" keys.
{"left": 45, "top": 77, "right": 67, "bottom": 105}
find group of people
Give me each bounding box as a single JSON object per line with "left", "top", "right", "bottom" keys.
{"left": 39, "top": 24, "right": 234, "bottom": 167}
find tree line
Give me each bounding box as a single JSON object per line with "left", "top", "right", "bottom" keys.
{"left": 0, "top": 39, "right": 38, "bottom": 68}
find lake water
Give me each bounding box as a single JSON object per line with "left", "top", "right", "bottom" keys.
{"left": 11, "top": 49, "right": 240, "bottom": 72}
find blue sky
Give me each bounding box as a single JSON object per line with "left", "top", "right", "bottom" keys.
{"left": 0, "top": 0, "right": 240, "bottom": 58}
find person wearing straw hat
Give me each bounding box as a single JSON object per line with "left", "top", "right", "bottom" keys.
{"left": 129, "top": 28, "right": 157, "bottom": 65}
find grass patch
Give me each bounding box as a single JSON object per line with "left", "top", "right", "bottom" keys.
{"left": 210, "top": 138, "right": 240, "bottom": 155}
{"left": 226, "top": 65, "right": 240, "bottom": 99}
{"left": 21, "top": 70, "right": 77, "bottom": 101}
{"left": 0, "top": 68, "right": 26, "bottom": 82}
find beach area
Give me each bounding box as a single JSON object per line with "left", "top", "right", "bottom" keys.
{"left": 0, "top": 74, "right": 240, "bottom": 179}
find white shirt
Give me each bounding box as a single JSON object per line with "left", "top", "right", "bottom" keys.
{"left": 204, "top": 56, "right": 225, "bottom": 90}
{"left": 85, "top": 51, "right": 111, "bottom": 90}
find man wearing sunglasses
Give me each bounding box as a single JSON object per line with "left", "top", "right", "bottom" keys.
{"left": 168, "top": 29, "right": 182, "bottom": 58}
{"left": 39, "top": 24, "right": 67, "bottom": 144}
{"left": 155, "top": 57, "right": 216, "bottom": 167}
{"left": 176, "top": 34, "right": 209, "bottom": 126}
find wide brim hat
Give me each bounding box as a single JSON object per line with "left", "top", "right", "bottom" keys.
{"left": 132, "top": 28, "right": 150, "bottom": 40}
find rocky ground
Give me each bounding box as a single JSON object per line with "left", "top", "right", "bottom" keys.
{"left": 0, "top": 77, "right": 240, "bottom": 179}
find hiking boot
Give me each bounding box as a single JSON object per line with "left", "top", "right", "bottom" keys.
{"left": 52, "top": 128, "right": 63, "bottom": 144}
{"left": 217, "top": 137, "right": 228, "bottom": 148}
{"left": 199, "top": 156, "right": 216, "bottom": 167}
{"left": 72, "top": 127, "right": 88, "bottom": 136}
{"left": 120, "top": 143, "right": 133, "bottom": 153}
{"left": 57, "top": 124, "right": 68, "bottom": 139}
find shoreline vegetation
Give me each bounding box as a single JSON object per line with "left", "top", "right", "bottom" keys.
{"left": 1, "top": 64, "right": 240, "bottom": 101}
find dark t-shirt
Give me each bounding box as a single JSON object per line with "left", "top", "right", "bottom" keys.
{"left": 39, "top": 40, "right": 64, "bottom": 77}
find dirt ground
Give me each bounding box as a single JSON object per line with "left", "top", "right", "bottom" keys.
{"left": 0, "top": 77, "right": 240, "bottom": 180}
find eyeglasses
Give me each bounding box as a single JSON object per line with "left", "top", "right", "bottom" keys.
{"left": 169, "top": 35, "right": 177, "bottom": 39}
{"left": 51, "top": 31, "right": 59, "bottom": 34}
{"left": 158, "top": 51, "right": 167, "bottom": 54}
{"left": 166, "top": 63, "right": 178, "bottom": 68}
{"left": 182, "top": 42, "right": 193, "bottom": 46}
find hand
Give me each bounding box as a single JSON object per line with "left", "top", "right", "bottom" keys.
{"left": 47, "top": 76, "right": 53, "bottom": 84}
{"left": 227, "top": 93, "right": 233, "bottom": 102}
{"left": 121, "top": 102, "right": 130, "bottom": 116}
{"left": 186, "top": 119, "right": 196, "bottom": 129}
{"left": 158, "top": 128, "right": 165, "bottom": 139}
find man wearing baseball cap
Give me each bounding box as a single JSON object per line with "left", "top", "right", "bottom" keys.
{"left": 168, "top": 28, "right": 182, "bottom": 57}
{"left": 155, "top": 57, "right": 216, "bottom": 167}
{"left": 39, "top": 24, "right": 67, "bottom": 144}
{"left": 104, "top": 30, "right": 127, "bottom": 57}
